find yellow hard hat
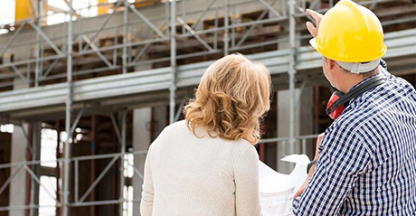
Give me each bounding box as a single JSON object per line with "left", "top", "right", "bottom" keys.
{"left": 310, "top": 0, "right": 387, "bottom": 63}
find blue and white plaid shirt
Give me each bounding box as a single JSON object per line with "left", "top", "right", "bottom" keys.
{"left": 293, "top": 67, "right": 416, "bottom": 215}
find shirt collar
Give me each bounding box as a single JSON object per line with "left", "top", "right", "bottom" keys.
{"left": 344, "top": 66, "right": 387, "bottom": 110}
{"left": 348, "top": 67, "right": 385, "bottom": 93}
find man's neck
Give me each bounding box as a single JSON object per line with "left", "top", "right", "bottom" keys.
{"left": 339, "top": 68, "right": 380, "bottom": 93}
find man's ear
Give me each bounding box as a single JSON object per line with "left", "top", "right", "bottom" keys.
{"left": 322, "top": 57, "right": 334, "bottom": 71}
{"left": 333, "top": 61, "right": 345, "bottom": 71}
{"left": 327, "top": 59, "right": 336, "bottom": 70}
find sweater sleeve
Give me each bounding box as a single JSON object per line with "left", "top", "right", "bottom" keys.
{"left": 234, "top": 146, "right": 263, "bottom": 216}
{"left": 140, "top": 146, "right": 154, "bottom": 216}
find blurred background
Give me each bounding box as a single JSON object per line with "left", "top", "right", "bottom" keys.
{"left": 0, "top": 0, "right": 414, "bottom": 215}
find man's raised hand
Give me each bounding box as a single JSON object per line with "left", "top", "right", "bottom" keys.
{"left": 306, "top": 9, "right": 323, "bottom": 38}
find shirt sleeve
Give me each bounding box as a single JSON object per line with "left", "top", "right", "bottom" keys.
{"left": 234, "top": 146, "right": 263, "bottom": 216}
{"left": 292, "top": 127, "right": 372, "bottom": 215}
{"left": 140, "top": 145, "right": 154, "bottom": 216}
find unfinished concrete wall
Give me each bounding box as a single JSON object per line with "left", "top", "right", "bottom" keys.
{"left": 132, "top": 108, "right": 151, "bottom": 216}
{"left": 9, "top": 77, "right": 29, "bottom": 216}
{"left": 152, "top": 106, "right": 167, "bottom": 141}
{"left": 9, "top": 124, "right": 28, "bottom": 216}
{"left": 132, "top": 105, "right": 168, "bottom": 215}
{"left": 277, "top": 87, "right": 313, "bottom": 174}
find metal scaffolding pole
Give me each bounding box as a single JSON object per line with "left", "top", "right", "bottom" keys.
{"left": 30, "top": 2, "right": 43, "bottom": 215}
{"left": 288, "top": 0, "right": 296, "bottom": 158}
{"left": 34, "top": 0, "right": 41, "bottom": 87}
{"left": 63, "top": 1, "right": 74, "bottom": 216}
{"left": 122, "top": 0, "right": 128, "bottom": 74}
{"left": 29, "top": 124, "right": 37, "bottom": 216}
{"left": 223, "top": 0, "right": 229, "bottom": 55}
{"left": 119, "top": 111, "right": 127, "bottom": 216}
{"left": 169, "top": 0, "right": 177, "bottom": 124}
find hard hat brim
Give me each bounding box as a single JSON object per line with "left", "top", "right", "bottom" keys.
{"left": 309, "top": 38, "right": 319, "bottom": 52}
{"left": 309, "top": 38, "right": 387, "bottom": 63}
{"left": 309, "top": 38, "right": 318, "bottom": 50}
{"left": 309, "top": 37, "right": 327, "bottom": 59}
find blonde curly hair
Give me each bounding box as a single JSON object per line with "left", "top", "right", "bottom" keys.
{"left": 184, "top": 53, "right": 272, "bottom": 144}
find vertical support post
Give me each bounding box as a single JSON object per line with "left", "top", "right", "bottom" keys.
{"left": 27, "top": 63, "right": 31, "bottom": 85}
{"left": 223, "top": 0, "right": 229, "bottom": 55}
{"left": 282, "top": 0, "right": 287, "bottom": 17}
{"left": 169, "top": 0, "right": 177, "bottom": 124}
{"left": 214, "top": 9, "right": 218, "bottom": 50}
{"left": 113, "top": 27, "right": 119, "bottom": 67}
{"left": 74, "top": 160, "right": 79, "bottom": 203}
{"left": 55, "top": 120, "right": 61, "bottom": 216}
{"left": 231, "top": 7, "right": 236, "bottom": 48}
{"left": 302, "top": 138, "right": 306, "bottom": 154}
{"left": 182, "top": 0, "right": 186, "bottom": 34}
{"left": 122, "top": 0, "right": 128, "bottom": 74}
{"left": 34, "top": 0, "right": 41, "bottom": 87}
{"left": 30, "top": 123, "right": 40, "bottom": 216}
{"left": 78, "top": 9, "right": 83, "bottom": 54}
{"left": 119, "top": 111, "right": 127, "bottom": 216}
{"left": 90, "top": 115, "right": 96, "bottom": 216}
{"left": 63, "top": 1, "right": 74, "bottom": 216}
{"left": 59, "top": 152, "right": 64, "bottom": 216}
{"left": 302, "top": 0, "right": 306, "bottom": 14}
{"left": 288, "top": 0, "right": 296, "bottom": 158}
{"left": 165, "top": 0, "right": 169, "bottom": 30}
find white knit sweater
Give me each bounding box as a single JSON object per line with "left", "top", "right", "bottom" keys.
{"left": 140, "top": 120, "right": 262, "bottom": 216}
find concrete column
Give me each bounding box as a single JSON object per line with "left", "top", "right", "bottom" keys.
{"left": 31, "top": 122, "right": 41, "bottom": 216}
{"left": 10, "top": 125, "right": 27, "bottom": 216}
{"left": 9, "top": 78, "right": 29, "bottom": 216}
{"left": 277, "top": 87, "right": 313, "bottom": 174}
{"left": 300, "top": 88, "right": 314, "bottom": 160}
{"left": 132, "top": 108, "right": 151, "bottom": 216}
{"left": 132, "top": 106, "right": 168, "bottom": 215}
{"left": 152, "top": 106, "right": 167, "bottom": 140}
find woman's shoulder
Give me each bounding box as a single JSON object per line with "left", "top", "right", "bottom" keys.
{"left": 159, "top": 120, "right": 188, "bottom": 135}
{"left": 152, "top": 120, "right": 190, "bottom": 143}
{"left": 155, "top": 120, "right": 255, "bottom": 151}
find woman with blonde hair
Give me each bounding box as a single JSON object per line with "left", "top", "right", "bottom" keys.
{"left": 140, "top": 53, "right": 272, "bottom": 216}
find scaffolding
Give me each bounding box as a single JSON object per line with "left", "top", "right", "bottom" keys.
{"left": 0, "top": 0, "right": 415, "bottom": 215}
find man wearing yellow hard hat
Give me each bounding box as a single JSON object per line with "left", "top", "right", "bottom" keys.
{"left": 292, "top": 0, "right": 416, "bottom": 215}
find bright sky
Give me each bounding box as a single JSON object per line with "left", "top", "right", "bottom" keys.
{"left": 0, "top": 0, "right": 109, "bottom": 25}
{"left": 0, "top": 0, "right": 15, "bottom": 25}
{"left": 0, "top": 0, "right": 137, "bottom": 34}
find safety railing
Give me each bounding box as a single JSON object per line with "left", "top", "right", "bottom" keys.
{"left": 0, "top": 0, "right": 410, "bottom": 92}
{"left": 0, "top": 134, "right": 319, "bottom": 214}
